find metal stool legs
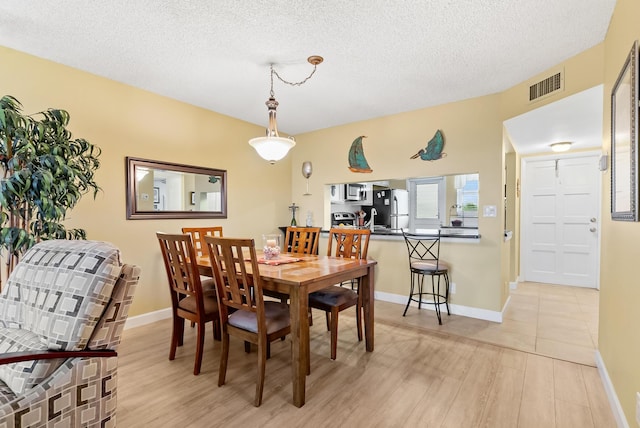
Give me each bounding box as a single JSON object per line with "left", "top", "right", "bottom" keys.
{"left": 402, "top": 268, "right": 450, "bottom": 324}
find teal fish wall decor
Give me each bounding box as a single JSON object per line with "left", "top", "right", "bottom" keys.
{"left": 348, "top": 135, "right": 373, "bottom": 173}
{"left": 410, "top": 129, "right": 446, "bottom": 161}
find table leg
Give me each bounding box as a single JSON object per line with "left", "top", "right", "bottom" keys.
{"left": 289, "top": 285, "right": 309, "bottom": 407}
{"left": 363, "top": 265, "right": 375, "bottom": 352}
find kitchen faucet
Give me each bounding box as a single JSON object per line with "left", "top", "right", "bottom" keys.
{"left": 369, "top": 207, "right": 377, "bottom": 230}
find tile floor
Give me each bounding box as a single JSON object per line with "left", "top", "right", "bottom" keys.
{"left": 375, "top": 281, "right": 599, "bottom": 366}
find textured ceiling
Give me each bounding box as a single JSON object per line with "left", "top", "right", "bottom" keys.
{"left": 0, "top": 0, "right": 615, "bottom": 145}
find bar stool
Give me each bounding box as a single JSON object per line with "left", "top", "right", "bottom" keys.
{"left": 401, "top": 229, "right": 450, "bottom": 324}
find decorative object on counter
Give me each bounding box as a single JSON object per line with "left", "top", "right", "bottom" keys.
{"left": 410, "top": 129, "right": 446, "bottom": 161}
{"left": 348, "top": 135, "right": 373, "bottom": 173}
{"left": 248, "top": 56, "right": 324, "bottom": 164}
{"left": 302, "top": 161, "right": 313, "bottom": 195}
{"left": 357, "top": 210, "right": 366, "bottom": 226}
{"left": 288, "top": 202, "right": 299, "bottom": 226}
{"left": 262, "top": 234, "right": 281, "bottom": 260}
{"left": 306, "top": 210, "right": 313, "bottom": 227}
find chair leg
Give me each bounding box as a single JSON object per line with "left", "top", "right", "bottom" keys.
{"left": 444, "top": 272, "right": 451, "bottom": 316}
{"left": 169, "top": 316, "right": 182, "bottom": 360}
{"left": 194, "top": 321, "right": 205, "bottom": 375}
{"left": 255, "top": 337, "right": 267, "bottom": 407}
{"left": 330, "top": 308, "right": 339, "bottom": 360}
{"left": 176, "top": 317, "right": 185, "bottom": 347}
{"left": 356, "top": 295, "right": 363, "bottom": 342}
{"left": 218, "top": 332, "right": 229, "bottom": 386}
{"left": 403, "top": 272, "right": 415, "bottom": 316}
{"left": 213, "top": 319, "right": 221, "bottom": 341}
{"left": 432, "top": 274, "right": 442, "bottom": 325}
{"left": 325, "top": 311, "right": 331, "bottom": 331}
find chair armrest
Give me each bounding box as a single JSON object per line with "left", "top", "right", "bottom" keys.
{"left": 0, "top": 349, "right": 117, "bottom": 365}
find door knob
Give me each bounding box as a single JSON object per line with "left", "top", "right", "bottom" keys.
{"left": 589, "top": 227, "right": 597, "bottom": 232}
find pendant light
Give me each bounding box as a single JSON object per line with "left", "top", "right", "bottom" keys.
{"left": 249, "top": 56, "right": 323, "bottom": 164}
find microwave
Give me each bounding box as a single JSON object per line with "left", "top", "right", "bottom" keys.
{"left": 345, "top": 183, "right": 364, "bottom": 201}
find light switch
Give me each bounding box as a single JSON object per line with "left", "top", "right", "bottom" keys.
{"left": 483, "top": 205, "right": 497, "bottom": 217}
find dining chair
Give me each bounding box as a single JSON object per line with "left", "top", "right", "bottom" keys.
{"left": 181, "top": 226, "right": 223, "bottom": 257}
{"left": 181, "top": 227, "right": 223, "bottom": 327}
{"left": 401, "top": 229, "right": 450, "bottom": 324}
{"left": 285, "top": 226, "right": 321, "bottom": 255}
{"left": 308, "top": 228, "right": 371, "bottom": 360}
{"left": 204, "top": 236, "right": 291, "bottom": 407}
{"left": 157, "top": 232, "right": 221, "bottom": 375}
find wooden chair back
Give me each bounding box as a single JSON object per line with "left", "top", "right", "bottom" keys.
{"left": 181, "top": 226, "right": 223, "bottom": 257}
{"left": 204, "top": 236, "right": 265, "bottom": 321}
{"left": 157, "top": 232, "right": 206, "bottom": 314}
{"left": 285, "top": 226, "right": 321, "bottom": 255}
{"left": 327, "top": 228, "right": 371, "bottom": 260}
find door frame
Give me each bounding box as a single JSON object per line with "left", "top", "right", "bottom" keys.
{"left": 520, "top": 150, "right": 602, "bottom": 289}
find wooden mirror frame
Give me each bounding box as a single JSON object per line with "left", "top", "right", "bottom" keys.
{"left": 126, "top": 157, "right": 227, "bottom": 220}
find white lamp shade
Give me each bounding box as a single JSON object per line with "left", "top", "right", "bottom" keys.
{"left": 249, "top": 136, "right": 296, "bottom": 164}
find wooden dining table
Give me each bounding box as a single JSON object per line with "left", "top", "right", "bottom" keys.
{"left": 196, "top": 253, "right": 377, "bottom": 407}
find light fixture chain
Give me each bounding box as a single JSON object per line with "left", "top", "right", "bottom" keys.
{"left": 271, "top": 65, "right": 318, "bottom": 88}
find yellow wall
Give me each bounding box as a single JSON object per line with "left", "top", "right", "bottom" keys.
{"left": 291, "top": 95, "right": 507, "bottom": 312}
{"left": 600, "top": 0, "right": 640, "bottom": 424}
{"left": 0, "top": 46, "right": 293, "bottom": 317}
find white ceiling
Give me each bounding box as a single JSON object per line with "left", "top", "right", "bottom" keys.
{"left": 0, "top": 1, "right": 615, "bottom": 152}
{"left": 504, "top": 85, "right": 604, "bottom": 155}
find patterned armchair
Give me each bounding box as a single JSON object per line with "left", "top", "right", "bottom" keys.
{"left": 0, "top": 240, "right": 140, "bottom": 427}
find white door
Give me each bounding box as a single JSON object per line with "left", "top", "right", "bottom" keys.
{"left": 522, "top": 153, "right": 601, "bottom": 288}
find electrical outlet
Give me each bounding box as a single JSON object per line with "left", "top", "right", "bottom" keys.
{"left": 450, "top": 282, "right": 456, "bottom": 294}
{"left": 636, "top": 392, "right": 640, "bottom": 425}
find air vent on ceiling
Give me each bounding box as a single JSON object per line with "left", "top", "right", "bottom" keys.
{"left": 529, "top": 71, "right": 564, "bottom": 102}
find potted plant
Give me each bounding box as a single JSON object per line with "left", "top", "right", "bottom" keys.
{"left": 0, "top": 95, "right": 101, "bottom": 284}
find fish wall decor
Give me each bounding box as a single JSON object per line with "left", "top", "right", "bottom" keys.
{"left": 348, "top": 135, "right": 373, "bottom": 173}
{"left": 410, "top": 129, "right": 446, "bottom": 161}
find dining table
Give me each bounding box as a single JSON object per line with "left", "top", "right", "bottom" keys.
{"left": 196, "top": 252, "right": 377, "bottom": 407}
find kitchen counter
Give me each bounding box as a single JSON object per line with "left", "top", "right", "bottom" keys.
{"left": 322, "top": 226, "right": 481, "bottom": 239}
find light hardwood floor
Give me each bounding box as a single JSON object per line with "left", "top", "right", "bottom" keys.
{"left": 117, "top": 287, "right": 614, "bottom": 427}
{"left": 380, "top": 281, "right": 599, "bottom": 366}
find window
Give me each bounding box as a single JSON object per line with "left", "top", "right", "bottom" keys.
{"left": 409, "top": 177, "right": 445, "bottom": 228}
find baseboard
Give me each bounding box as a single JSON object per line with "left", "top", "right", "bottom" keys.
{"left": 125, "top": 307, "right": 171, "bottom": 330}
{"left": 595, "top": 351, "right": 629, "bottom": 428}
{"left": 126, "top": 292, "right": 505, "bottom": 329}
{"left": 374, "top": 291, "right": 503, "bottom": 323}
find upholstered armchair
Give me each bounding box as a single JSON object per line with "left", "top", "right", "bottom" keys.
{"left": 0, "top": 240, "right": 140, "bottom": 427}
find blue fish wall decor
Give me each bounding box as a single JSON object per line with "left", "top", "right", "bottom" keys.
{"left": 348, "top": 135, "right": 373, "bottom": 173}
{"left": 410, "top": 129, "right": 446, "bottom": 161}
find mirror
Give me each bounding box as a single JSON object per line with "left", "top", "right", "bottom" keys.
{"left": 126, "top": 157, "right": 227, "bottom": 220}
{"left": 328, "top": 173, "right": 479, "bottom": 231}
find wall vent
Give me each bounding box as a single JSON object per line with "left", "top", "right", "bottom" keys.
{"left": 529, "top": 71, "right": 564, "bottom": 102}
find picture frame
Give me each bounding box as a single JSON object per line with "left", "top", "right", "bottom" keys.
{"left": 611, "top": 40, "right": 639, "bottom": 221}
{"left": 153, "top": 187, "right": 159, "bottom": 204}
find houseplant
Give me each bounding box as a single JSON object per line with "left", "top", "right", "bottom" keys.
{"left": 0, "top": 95, "right": 101, "bottom": 282}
